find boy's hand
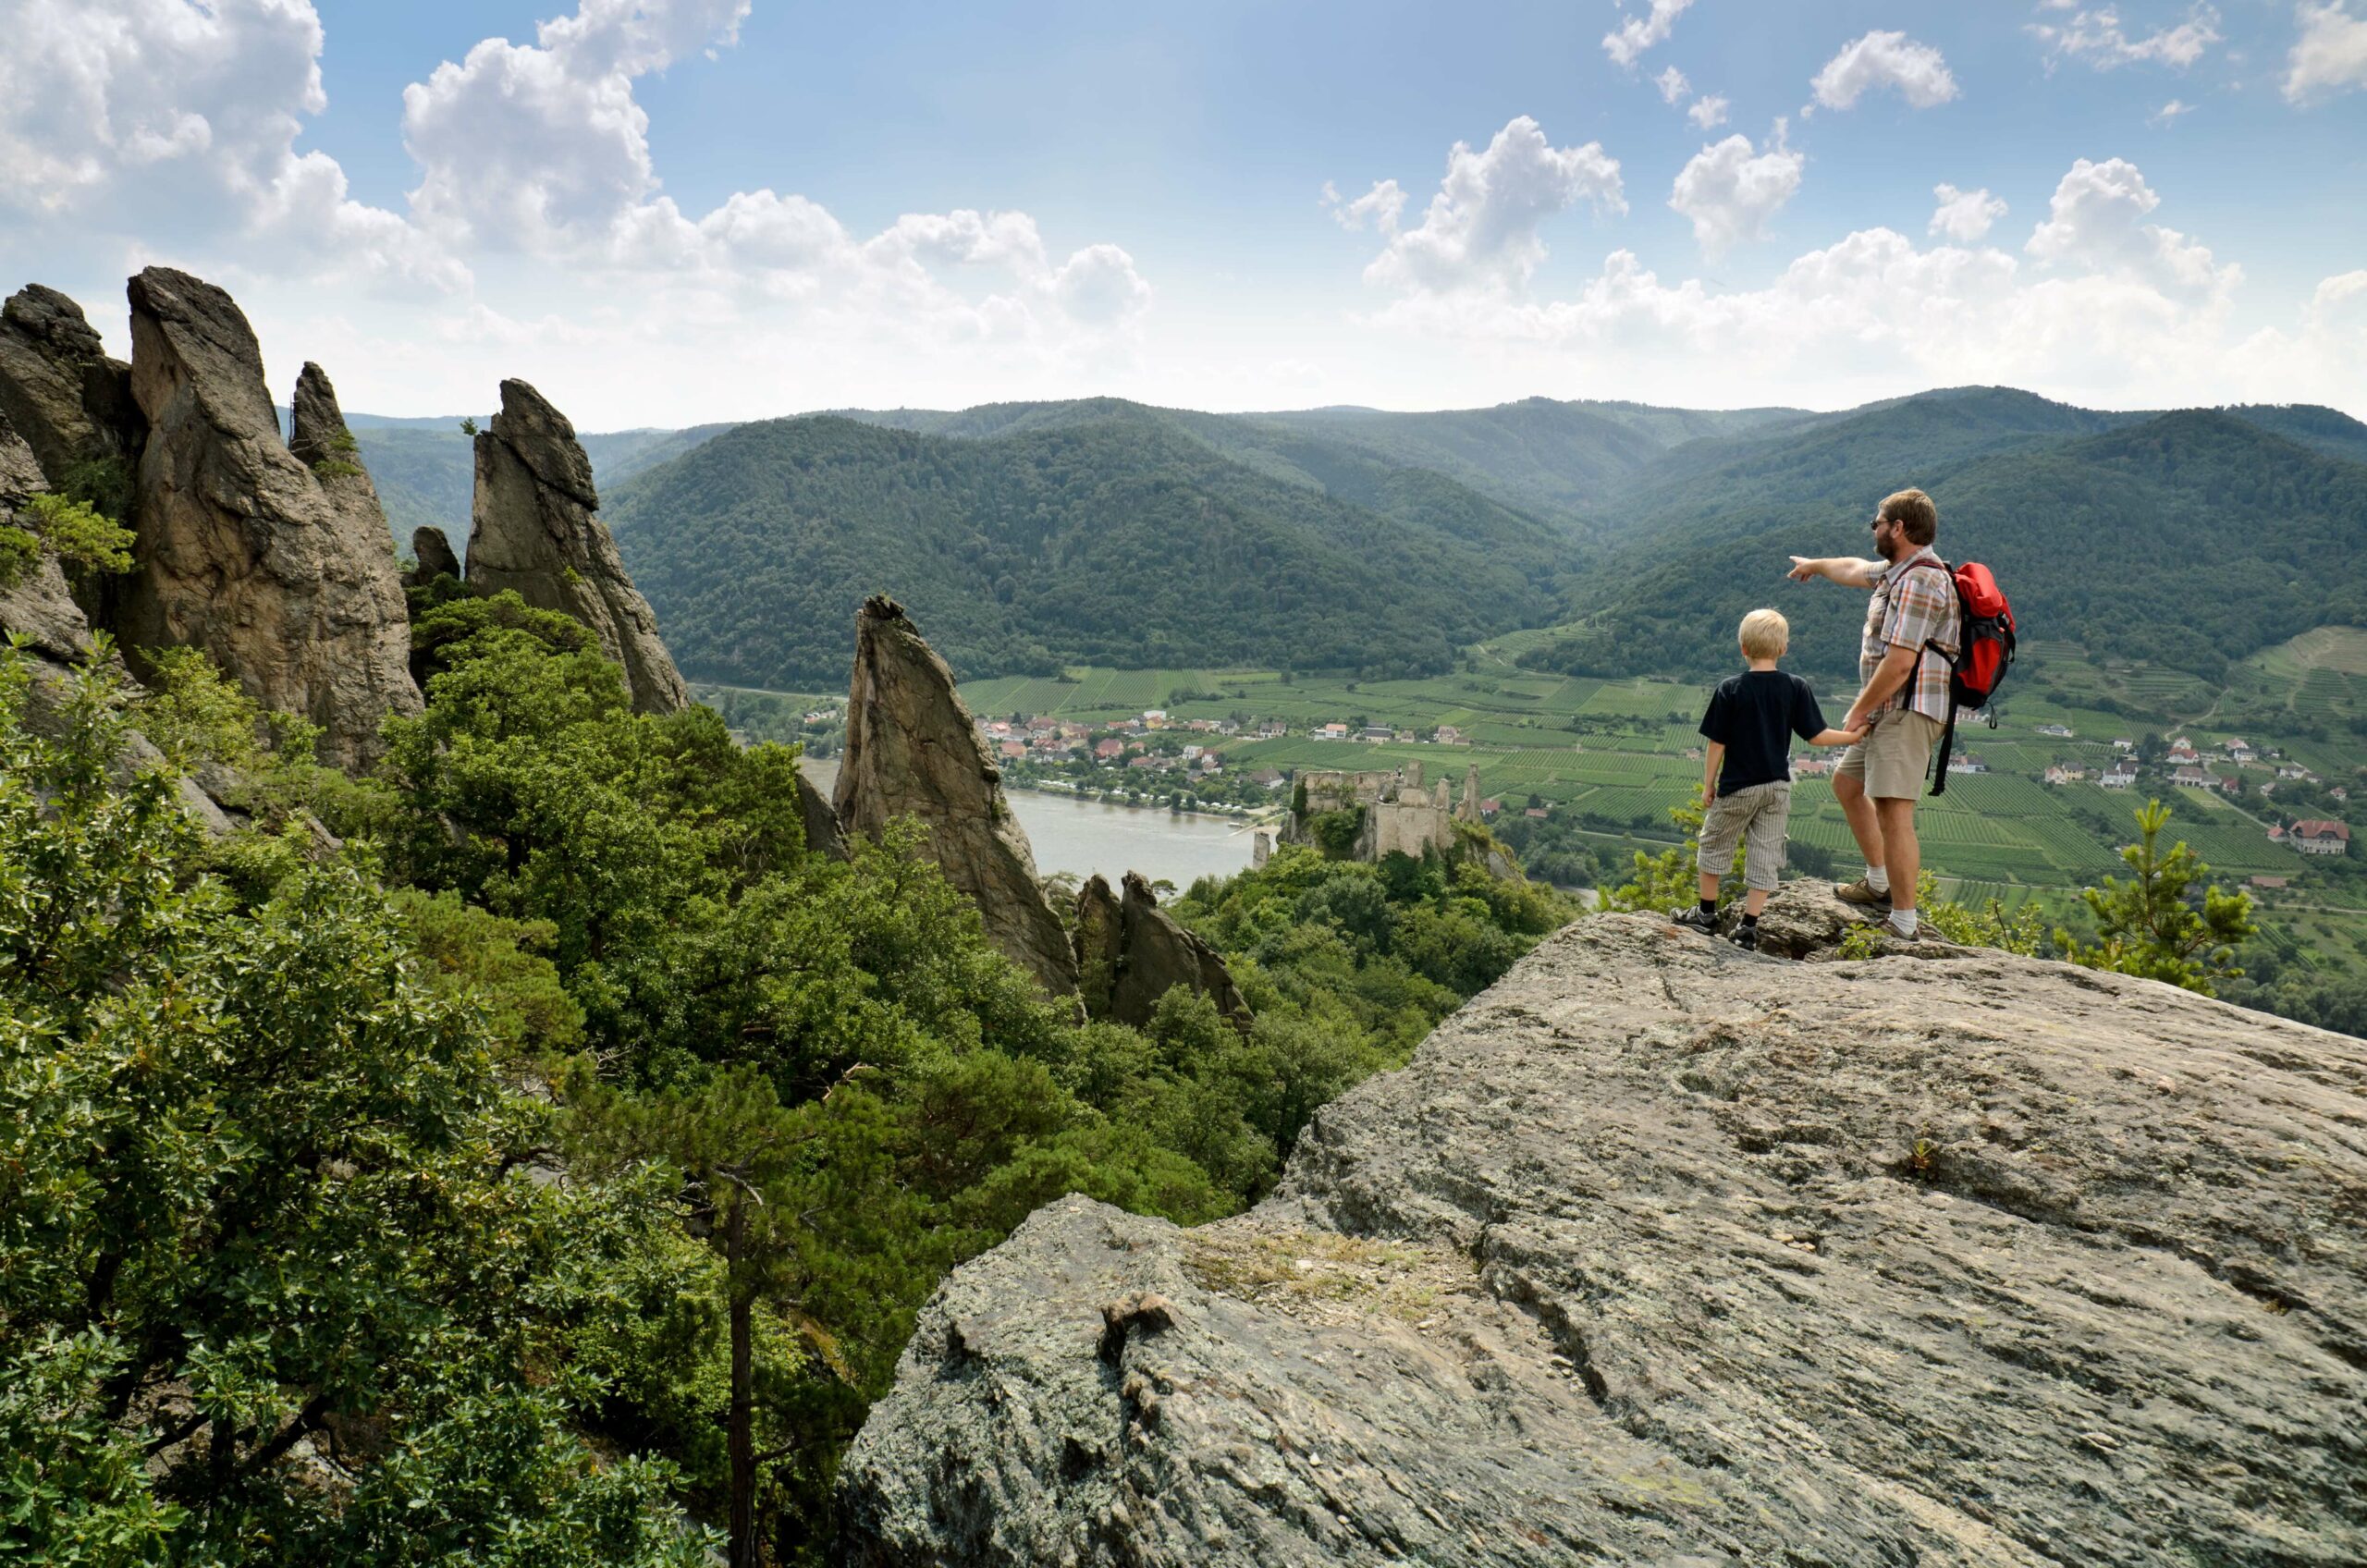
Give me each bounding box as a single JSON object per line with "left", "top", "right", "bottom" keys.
{"left": 1700, "top": 783, "right": 1716, "bottom": 806}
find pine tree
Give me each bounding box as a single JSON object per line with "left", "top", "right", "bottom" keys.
{"left": 2056, "top": 797, "right": 2254, "bottom": 996}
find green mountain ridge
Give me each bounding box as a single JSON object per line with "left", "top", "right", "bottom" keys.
{"left": 601, "top": 413, "right": 1578, "bottom": 688}
{"left": 317, "top": 387, "right": 2363, "bottom": 693}
{"left": 1523, "top": 405, "right": 2367, "bottom": 685}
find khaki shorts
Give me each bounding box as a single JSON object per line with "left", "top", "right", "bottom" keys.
{"left": 1836, "top": 708, "right": 1942, "bottom": 801}
{"left": 1698, "top": 780, "right": 1791, "bottom": 891}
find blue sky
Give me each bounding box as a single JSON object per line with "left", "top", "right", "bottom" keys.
{"left": 3, "top": 1, "right": 2362, "bottom": 423}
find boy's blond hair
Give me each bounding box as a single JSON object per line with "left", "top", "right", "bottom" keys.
{"left": 1739, "top": 608, "right": 1789, "bottom": 660}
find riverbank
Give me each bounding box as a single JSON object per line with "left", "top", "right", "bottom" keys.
{"left": 800, "top": 757, "right": 1261, "bottom": 888}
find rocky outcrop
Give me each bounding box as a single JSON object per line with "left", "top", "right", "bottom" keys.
{"left": 1073, "top": 872, "right": 1251, "bottom": 1032}
{"left": 287, "top": 361, "right": 394, "bottom": 554}
{"left": 2, "top": 414, "right": 234, "bottom": 836}
{"left": 409, "top": 525, "right": 461, "bottom": 586}
{"left": 0, "top": 283, "right": 143, "bottom": 489}
{"left": 832, "top": 596, "right": 1077, "bottom": 998}
{"left": 840, "top": 914, "right": 2367, "bottom": 1565}
{"left": 115, "top": 267, "right": 419, "bottom": 771}
{"left": 465, "top": 379, "right": 687, "bottom": 713}
{"left": 0, "top": 416, "right": 103, "bottom": 668}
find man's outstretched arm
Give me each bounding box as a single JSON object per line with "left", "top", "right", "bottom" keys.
{"left": 1787, "top": 555, "right": 1884, "bottom": 590}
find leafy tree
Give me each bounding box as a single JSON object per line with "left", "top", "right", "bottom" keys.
{"left": 2055, "top": 798, "right": 2255, "bottom": 995}
{"left": 0, "top": 653, "right": 710, "bottom": 1564}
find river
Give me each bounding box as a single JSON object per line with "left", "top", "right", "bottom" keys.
{"left": 800, "top": 759, "right": 1257, "bottom": 889}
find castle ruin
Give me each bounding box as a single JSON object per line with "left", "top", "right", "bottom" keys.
{"left": 1281, "top": 760, "right": 1485, "bottom": 864}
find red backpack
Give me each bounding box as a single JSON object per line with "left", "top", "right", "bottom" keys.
{"left": 1923, "top": 559, "right": 2017, "bottom": 797}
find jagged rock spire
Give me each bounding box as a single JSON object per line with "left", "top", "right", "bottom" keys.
{"left": 116, "top": 267, "right": 419, "bottom": 771}
{"left": 465, "top": 377, "right": 688, "bottom": 714}
{"left": 1073, "top": 871, "right": 1251, "bottom": 1033}
{"left": 0, "top": 283, "right": 145, "bottom": 488}
{"left": 833, "top": 595, "right": 1077, "bottom": 998}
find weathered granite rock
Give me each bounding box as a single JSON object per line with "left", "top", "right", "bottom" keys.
{"left": 0, "top": 283, "right": 144, "bottom": 488}
{"left": 833, "top": 595, "right": 1077, "bottom": 998}
{"left": 409, "top": 525, "right": 461, "bottom": 586}
{"left": 840, "top": 914, "right": 2367, "bottom": 1565}
{"left": 0, "top": 416, "right": 102, "bottom": 666}
{"left": 1073, "top": 871, "right": 1251, "bottom": 1032}
{"left": 287, "top": 361, "right": 396, "bottom": 555}
{"left": 115, "top": 267, "right": 419, "bottom": 772}
{"left": 465, "top": 379, "right": 688, "bottom": 713}
{"left": 2, "top": 415, "right": 235, "bottom": 836}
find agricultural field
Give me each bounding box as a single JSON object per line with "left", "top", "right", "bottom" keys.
{"left": 972, "top": 643, "right": 2362, "bottom": 946}
{"left": 698, "top": 631, "right": 2367, "bottom": 971}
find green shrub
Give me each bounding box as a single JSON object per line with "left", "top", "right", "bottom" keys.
{"left": 24, "top": 491, "right": 136, "bottom": 575}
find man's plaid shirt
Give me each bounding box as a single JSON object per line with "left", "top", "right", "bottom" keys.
{"left": 1861, "top": 546, "right": 1958, "bottom": 724}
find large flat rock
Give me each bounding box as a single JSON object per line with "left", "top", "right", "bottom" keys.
{"left": 839, "top": 913, "right": 2367, "bottom": 1565}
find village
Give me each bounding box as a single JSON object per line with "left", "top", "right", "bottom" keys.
{"left": 762, "top": 690, "right": 2355, "bottom": 875}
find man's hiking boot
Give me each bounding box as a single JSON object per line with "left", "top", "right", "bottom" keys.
{"left": 1881, "top": 913, "right": 1919, "bottom": 941}
{"left": 1671, "top": 905, "right": 1719, "bottom": 935}
{"left": 1730, "top": 923, "right": 1759, "bottom": 951}
{"left": 1834, "top": 877, "right": 1893, "bottom": 910}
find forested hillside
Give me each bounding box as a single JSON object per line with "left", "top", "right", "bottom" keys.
{"left": 325, "top": 386, "right": 2365, "bottom": 692}
{"left": 1519, "top": 401, "right": 2367, "bottom": 684}
{"left": 603, "top": 414, "right": 1579, "bottom": 686}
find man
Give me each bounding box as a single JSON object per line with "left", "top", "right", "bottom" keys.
{"left": 1785, "top": 487, "right": 1958, "bottom": 939}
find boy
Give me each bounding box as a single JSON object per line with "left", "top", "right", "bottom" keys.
{"left": 1674, "top": 608, "right": 1861, "bottom": 949}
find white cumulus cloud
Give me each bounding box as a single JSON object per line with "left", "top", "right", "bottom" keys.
{"left": 2030, "top": 6, "right": 2223, "bottom": 71}
{"left": 1602, "top": 0, "right": 1695, "bottom": 67}
{"left": 1930, "top": 184, "right": 2007, "bottom": 242}
{"left": 2026, "top": 156, "right": 2235, "bottom": 300}
{"left": 1343, "top": 152, "right": 2348, "bottom": 419}
{"left": 1362, "top": 116, "right": 1625, "bottom": 295}
{"left": 1809, "top": 31, "right": 1962, "bottom": 112}
{"left": 2286, "top": 1, "right": 2367, "bottom": 102}
{"left": 1655, "top": 66, "right": 1691, "bottom": 104}
{"left": 0, "top": 0, "right": 461, "bottom": 290}
{"left": 1322, "top": 179, "right": 1409, "bottom": 232}
{"left": 1669, "top": 129, "right": 1804, "bottom": 257}
{"left": 1687, "top": 95, "right": 1731, "bottom": 129}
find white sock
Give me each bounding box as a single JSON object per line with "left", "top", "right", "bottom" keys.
{"left": 1866, "top": 864, "right": 1891, "bottom": 894}
{"left": 1890, "top": 908, "right": 1919, "bottom": 937}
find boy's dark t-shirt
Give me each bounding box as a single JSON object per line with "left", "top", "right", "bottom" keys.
{"left": 1699, "top": 671, "right": 1829, "bottom": 792}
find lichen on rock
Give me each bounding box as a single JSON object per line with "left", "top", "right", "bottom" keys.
{"left": 840, "top": 912, "right": 2367, "bottom": 1565}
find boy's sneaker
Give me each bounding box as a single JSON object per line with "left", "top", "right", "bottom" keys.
{"left": 1671, "top": 905, "right": 1718, "bottom": 934}
{"left": 1834, "top": 877, "right": 1893, "bottom": 909}
{"left": 1730, "top": 923, "right": 1759, "bottom": 951}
